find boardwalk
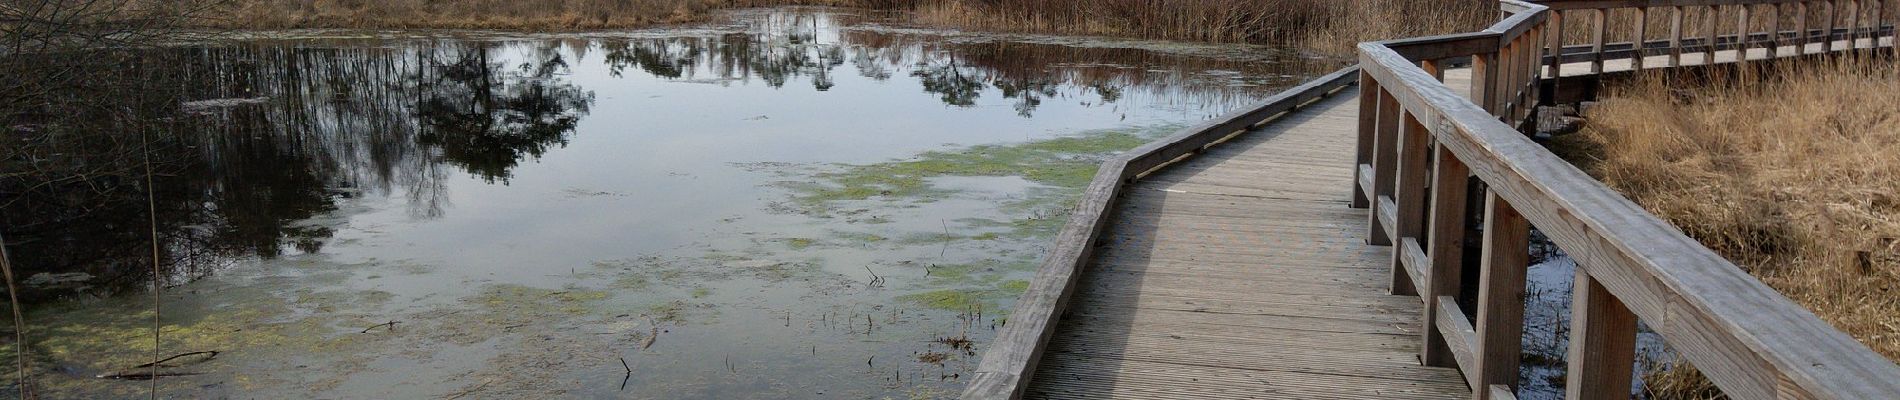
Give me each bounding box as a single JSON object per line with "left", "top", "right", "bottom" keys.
{"left": 1024, "top": 93, "right": 1471, "bottom": 400}
{"left": 965, "top": 1, "right": 1900, "bottom": 399}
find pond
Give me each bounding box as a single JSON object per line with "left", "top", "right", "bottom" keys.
{"left": 0, "top": 7, "right": 1341, "bottom": 398}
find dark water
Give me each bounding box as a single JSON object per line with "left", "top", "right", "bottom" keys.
{"left": 0, "top": 8, "right": 1338, "bottom": 398}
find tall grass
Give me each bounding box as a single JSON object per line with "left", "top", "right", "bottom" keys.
{"left": 1560, "top": 55, "right": 1900, "bottom": 398}
{"left": 215, "top": 0, "right": 1494, "bottom": 55}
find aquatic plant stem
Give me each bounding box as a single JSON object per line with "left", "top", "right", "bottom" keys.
{"left": 0, "top": 232, "right": 27, "bottom": 397}
{"left": 140, "top": 125, "right": 161, "bottom": 400}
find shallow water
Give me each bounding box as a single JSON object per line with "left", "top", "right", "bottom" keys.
{"left": 0, "top": 7, "right": 1340, "bottom": 399}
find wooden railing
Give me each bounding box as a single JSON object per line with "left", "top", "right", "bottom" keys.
{"left": 1356, "top": 0, "right": 1900, "bottom": 399}
{"left": 959, "top": 67, "right": 1362, "bottom": 400}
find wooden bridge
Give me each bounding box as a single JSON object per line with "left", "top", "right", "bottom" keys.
{"left": 964, "top": 1, "right": 1900, "bottom": 399}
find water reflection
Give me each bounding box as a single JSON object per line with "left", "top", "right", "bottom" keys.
{"left": 2, "top": 9, "right": 1328, "bottom": 305}
{"left": 3, "top": 42, "right": 596, "bottom": 298}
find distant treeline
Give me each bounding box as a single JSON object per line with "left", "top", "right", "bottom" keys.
{"left": 213, "top": 0, "right": 1493, "bottom": 54}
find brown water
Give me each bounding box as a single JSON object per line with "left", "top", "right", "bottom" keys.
{"left": 0, "top": 7, "right": 1340, "bottom": 399}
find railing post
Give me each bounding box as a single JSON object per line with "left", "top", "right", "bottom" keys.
{"left": 1592, "top": 8, "right": 1608, "bottom": 74}
{"left": 1795, "top": 2, "right": 1809, "bottom": 54}
{"left": 1389, "top": 110, "right": 1430, "bottom": 296}
{"left": 1848, "top": 0, "right": 1861, "bottom": 49}
{"left": 1473, "top": 192, "right": 1528, "bottom": 400}
{"left": 1768, "top": 4, "right": 1782, "bottom": 59}
{"left": 1421, "top": 144, "right": 1470, "bottom": 368}
{"left": 1367, "top": 88, "right": 1400, "bottom": 246}
{"left": 1565, "top": 268, "right": 1639, "bottom": 400}
{"left": 1740, "top": 4, "right": 1754, "bottom": 61}
{"left": 1353, "top": 72, "right": 1379, "bottom": 210}
{"left": 1825, "top": 1, "right": 1839, "bottom": 53}
{"left": 1473, "top": 52, "right": 1498, "bottom": 117}
{"left": 1633, "top": 7, "right": 1649, "bottom": 70}
{"left": 1547, "top": 10, "right": 1564, "bottom": 82}
{"left": 1669, "top": 6, "right": 1684, "bottom": 66}
{"left": 1707, "top": 5, "right": 1722, "bottom": 64}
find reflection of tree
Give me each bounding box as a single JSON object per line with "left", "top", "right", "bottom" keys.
{"left": 1, "top": 42, "right": 594, "bottom": 299}
{"left": 416, "top": 47, "right": 594, "bottom": 184}
{"left": 911, "top": 61, "right": 986, "bottom": 107}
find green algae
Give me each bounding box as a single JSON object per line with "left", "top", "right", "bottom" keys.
{"left": 898, "top": 279, "right": 1035, "bottom": 311}
{"left": 784, "top": 128, "right": 1162, "bottom": 213}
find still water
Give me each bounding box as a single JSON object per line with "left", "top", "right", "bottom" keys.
{"left": 0, "top": 7, "right": 1338, "bottom": 398}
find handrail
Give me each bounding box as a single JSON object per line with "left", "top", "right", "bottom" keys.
{"left": 1356, "top": 0, "right": 1900, "bottom": 399}
{"left": 959, "top": 67, "right": 1361, "bottom": 400}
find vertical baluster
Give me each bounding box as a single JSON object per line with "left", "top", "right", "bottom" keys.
{"left": 1474, "top": 193, "right": 1528, "bottom": 400}
{"left": 1420, "top": 144, "right": 1469, "bottom": 368}
{"left": 1769, "top": 4, "right": 1782, "bottom": 58}
{"left": 1367, "top": 88, "right": 1400, "bottom": 246}
{"left": 1669, "top": 6, "right": 1684, "bottom": 66}
{"left": 1472, "top": 52, "right": 1497, "bottom": 118}
{"left": 1739, "top": 4, "right": 1753, "bottom": 61}
{"left": 1505, "top": 39, "right": 1521, "bottom": 121}
{"left": 1422, "top": 59, "right": 1445, "bottom": 82}
{"left": 1592, "top": 8, "right": 1608, "bottom": 74}
{"left": 1795, "top": 2, "right": 1810, "bottom": 55}
{"left": 1633, "top": 7, "right": 1649, "bottom": 70}
{"left": 1352, "top": 73, "right": 1378, "bottom": 209}
{"left": 1850, "top": 0, "right": 1863, "bottom": 49}
{"left": 1389, "top": 110, "right": 1430, "bottom": 296}
{"left": 1548, "top": 11, "right": 1564, "bottom": 83}
{"left": 1707, "top": 5, "right": 1722, "bottom": 64}
{"left": 1529, "top": 25, "right": 1544, "bottom": 114}
{"left": 1565, "top": 269, "right": 1640, "bottom": 400}
{"left": 1825, "top": 1, "right": 1840, "bottom": 52}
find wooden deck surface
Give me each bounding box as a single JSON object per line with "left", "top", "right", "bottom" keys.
{"left": 1023, "top": 91, "right": 1473, "bottom": 399}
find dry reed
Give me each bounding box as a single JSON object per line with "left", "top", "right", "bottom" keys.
{"left": 1561, "top": 55, "right": 1900, "bottom": 399}
{"left": 214, "top": 0, "right": 1494, "bottom": 55}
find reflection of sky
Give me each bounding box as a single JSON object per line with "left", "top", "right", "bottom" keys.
{"left": 7, "top": 8, "right": 1347, "bottom": 399}
{"left": 311, "top": 12, "right": 1329, "bottom": 297}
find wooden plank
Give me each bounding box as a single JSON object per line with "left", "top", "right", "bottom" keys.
{"left": 1361, "top": 35, "right": 1900, "bottom": 399}
{"left": 1389, "top": 110, "right": 1432, "bottom": 296}
{"left": 1434, "top": 296, "right": 1479, "bottom": 386}
{"left": 1420, "top": 144, "right": 1470, "bottom": 369}
{"left": 1564, "top": 269, "right": 1638, "bottom": 400}
{"left": 1353, "top": 72, "right": 1379, "bottom": 209}
{"left": 1368, "top": 88, "right": 1401, "bottom": 245}
{"left": 1473, "top": 193, "right": 1530, "bottom": 400}
{"left": 963, "top": 66, "right": 1359, "bottom": 400}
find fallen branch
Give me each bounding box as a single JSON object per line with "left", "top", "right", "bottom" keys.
{"left": 361, "top": 320, "right": 399, "bottom": 333}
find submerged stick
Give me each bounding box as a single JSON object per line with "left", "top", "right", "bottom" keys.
{"left": 360, "top": 320, "right": 399, "bottom": 333}
{"left": 618, "top": 357, "right": 633, "bottom": 391}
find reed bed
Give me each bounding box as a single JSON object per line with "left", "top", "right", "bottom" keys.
{"left": 216, "top": 0, "right": 1494, "bottom": 55}
{"left": 1559, "top": 55, "right": 1900, "bottom": 399}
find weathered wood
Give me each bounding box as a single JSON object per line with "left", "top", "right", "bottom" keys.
{"left": 1434, "top": 296, "right": 1479, "bottom": 383}
{"left": 1564, "top": 270, "right": 1638, "bottom": 400}
{"left": 1473, "top": 194, "right": 1529, "bottom": 400}
{"left": 1020, "top": 92, "right": 1469, "bottom": 400}
{"left": 1389, "top": 110, "right": 1432, "bottom": 296}
{"left": 1670, "top": 6, "right": 1686, "bottom": 65}
{"left": 1420, "top": 144, "right": 1470, "bottom": 368}
{"left": 962, "top": 66, "right": 1358, "bottom": 400}
{"left": 1634, "top": 7, "right": 1651, "bottom": 69}
{"left": 1352, "top": 72, "right": 1379, "bottom": 209}
{"left": 1361, "top": 31, "right": 1900, "bottom": 400}
{"left": 1367, "top": 88, "right": 1400, "bottom": 246}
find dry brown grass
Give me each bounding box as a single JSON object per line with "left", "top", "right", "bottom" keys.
{"left": 214, "top": 0, "right": 883, "bottom": 30}
{"left": 1563, "top": 55, "right": 1900, "bottom": 398}
{"left": 212, "top": 0, "right": 1494, "bottom": 55}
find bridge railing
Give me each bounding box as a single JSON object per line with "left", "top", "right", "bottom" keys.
{"left": 1356, "top": 0, "right": 1899, "bottom": 399}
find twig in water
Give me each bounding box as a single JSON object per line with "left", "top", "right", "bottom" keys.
{"left": 618, "top": 357, "right": 632, "bottom": 391}
{"left": 361, "top": 320, "right": 399, "bottom": 333}
{"left": 864, "top": 265, "right": 884, "bottom": 288}
{"left": 0, "top": 233, "right": 31, "bottom": 395}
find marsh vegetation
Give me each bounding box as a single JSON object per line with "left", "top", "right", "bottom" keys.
{"left": 1559, "top": 56, "right": 1900, "bottom": 398}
